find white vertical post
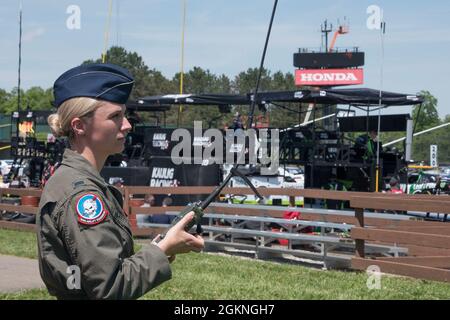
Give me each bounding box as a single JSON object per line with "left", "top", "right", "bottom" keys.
{"left": 430, "top": 145, "right": 438, "bottom": 168}
{"left": 405, "top": 119, "right": 413, "bottom": 161}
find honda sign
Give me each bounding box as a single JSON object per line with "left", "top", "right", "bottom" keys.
{"left": 295, "top": 68, "right": 364, "bottom": 86}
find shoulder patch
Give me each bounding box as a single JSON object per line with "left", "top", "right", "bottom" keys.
{"left": 76, "top": 193, "right": 108, "bottom": 225}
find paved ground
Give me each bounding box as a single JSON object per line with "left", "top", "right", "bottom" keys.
{"left": 0, "top": 255, "right": 45, "bottom": 293}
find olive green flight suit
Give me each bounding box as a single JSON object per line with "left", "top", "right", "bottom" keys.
{"left": 37, "top": 149, "right": 171, "bottom": 299}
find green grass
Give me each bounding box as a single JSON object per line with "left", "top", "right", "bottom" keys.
{"left": 0, "top": 228, "right": 38, "bottom": 259}
{"left": 0, "top": 228, "right": 142, "bottom": 259}
{"left": 142, "top": 253, "right": 450, "bottom": 300}
{"left": 1, "top": 228, "right": 450, "bottom": 300}
{"left": 0, "top": 289, "right": 55, "bottom": 300}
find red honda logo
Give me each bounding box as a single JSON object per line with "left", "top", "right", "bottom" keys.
{"left": 295, "top": 68, "right": 364, "bottom": 86}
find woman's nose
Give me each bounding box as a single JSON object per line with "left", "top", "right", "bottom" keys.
{"left": 122, "top": 117, "right": 132, "bottom": 133}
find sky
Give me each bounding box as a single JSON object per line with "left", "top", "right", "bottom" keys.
{"left": 1, "top": 0, "right": 450, "bottom": 119}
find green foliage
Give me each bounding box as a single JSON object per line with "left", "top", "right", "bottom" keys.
{"left": 170, "top": 67, "right": 234, "bottom": 128}
{"left": 83, "top": 46, "right": 175, "bottom": 100}
{"left": 0, "top": 89, "right": 8, "bottom": 106}
{"left": 380, "top": 91, "right": 449, "bottom": 163}
{"left": 231, "top": 68, "right": 308, "bottom": 128}
{"left": 410, "top": 91, "right": 449, "bottom": 163}
{"left": 233, "top": 67, "right": 272, "bottom": 94}
{"left": 413, "top": 90, "right": 440, "bottom": 132}
{"left": 412, "top": 128, "right": 450, "bottom": 163}
{"left": 0, "top": 87, "right": 53, "bottom": 114}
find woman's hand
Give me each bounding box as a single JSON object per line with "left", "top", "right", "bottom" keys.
{"left": 156, "top": 211, "right": 204, "bottom": 258}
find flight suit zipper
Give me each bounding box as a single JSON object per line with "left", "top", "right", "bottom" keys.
{"left": 104, "top": 187, "right": 134, "bottom": 244}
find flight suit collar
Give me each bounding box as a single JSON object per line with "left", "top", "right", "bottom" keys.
{"left": 61, "top": 149, "right": 108, "bottom": 187}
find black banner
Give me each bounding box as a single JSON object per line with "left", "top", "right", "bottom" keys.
{"left": 147, "top": 157, "right": 221, "bottom": 206}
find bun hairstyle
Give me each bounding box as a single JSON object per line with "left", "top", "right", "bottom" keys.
{"left": 47, "top": 97, "right": 102, "bottom": 139}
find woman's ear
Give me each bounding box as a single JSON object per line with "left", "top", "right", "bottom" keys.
{"left": 71, "top": 117, "right": 86, "bottom": 137}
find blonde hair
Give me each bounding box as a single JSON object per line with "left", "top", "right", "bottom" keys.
{"left": 48, "top": 97, "right": 103, "bottom": 140}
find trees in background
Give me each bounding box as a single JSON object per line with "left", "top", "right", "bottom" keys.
{"left": 410, "top": 91, "right": 449, "bottom": 163}
{"left": 0, "top": 47, "right": 448, "bottom": 162}
{"left": 0, "top": 87, "right": 53, "bottom": 114}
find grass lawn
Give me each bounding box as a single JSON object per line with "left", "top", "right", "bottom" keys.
{"left": 0, "top": 228, "right": 38, "bottom": 259}
{"left": 1, "top": 228, "right": 450, "bottom": 300}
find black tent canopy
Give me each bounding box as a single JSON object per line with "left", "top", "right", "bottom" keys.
{"left": 252, "top": 88, "right": 423, "bottom": 106}
{"left": 136, "top": 88, "right": 423, "bottom": 108}
{"left": 136, "top": 93, "right": 248, "bottom": 107}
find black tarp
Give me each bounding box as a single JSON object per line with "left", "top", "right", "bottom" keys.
{"left": 252, "top": 88, "right": 423, "bottom": 106}
{"left": 136, "top": 93, "right": 248, "bottom": 106}
{"left": 136, "top": 88, "right": 423, "bottom": 108}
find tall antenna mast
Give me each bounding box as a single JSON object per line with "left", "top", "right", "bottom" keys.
{"left": 321, "top": 19, "right": 332, "bottom": 51}
{"left": 177, "top": 0, "right": 187, "bottom": 127}
{"left": 115, "top": 0, "right": 120, "bottom": 46}
{"left": 17, "top": 0, "right": 23, "bottom": 138}
{"left": 375, "top": 18, "right": 386, "bottom": 192}
{"left": 102, "top": 0, "right": 113, "bottom": 63}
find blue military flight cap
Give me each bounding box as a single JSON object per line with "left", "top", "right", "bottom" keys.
{"left": 53, "top": 63, "right": 134, "bottom": 108}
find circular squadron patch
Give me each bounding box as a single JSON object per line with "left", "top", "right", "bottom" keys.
{"left": 76, "top": 193, "right": 108, "bottom": 225}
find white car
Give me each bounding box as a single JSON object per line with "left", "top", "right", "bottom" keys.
{"left": 278, "top": 166, "right": 304, "bottom": 185}
{"left": 227, "top": 172, "right": 304, "bottom": 205}
{"left": 0, "top": 160, "right": 13, "bottom": 176}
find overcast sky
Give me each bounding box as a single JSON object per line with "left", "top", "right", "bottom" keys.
{"left": 1, "top": 0, "right": 450, "bottom": 118}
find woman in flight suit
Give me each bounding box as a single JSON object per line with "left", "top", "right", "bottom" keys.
{"left": 36, "top": 63, "right": 204, "bottom": 300}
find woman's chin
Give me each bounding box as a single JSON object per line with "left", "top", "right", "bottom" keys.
{"left": 115, "top": 144, "right": 125, "bottom": 153}
{"left": 107, "top": 142, "right": 125, "bottom": 155}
